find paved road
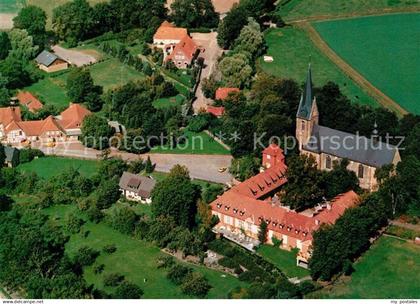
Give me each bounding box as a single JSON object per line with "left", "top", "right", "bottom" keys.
{"left": 191, "top": 32, "right": 223, "bottom": 113}
{"left": 37, "top": 141, "right": 233, "bottom": 184}
{"left": 52, "top": 45, "right": 98, "bottom": 67}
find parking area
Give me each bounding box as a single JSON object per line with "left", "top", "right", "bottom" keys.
{"left": 52, "top": 45, "right": 98, "bottom": 67}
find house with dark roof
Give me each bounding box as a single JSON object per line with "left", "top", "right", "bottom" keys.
{"left": 210, "top": 143, "right": 360, "bottom": 268}
{"left": 4, "top": 146, "right": 20, "bottom": 167}
{"left": 35, "top": 50, "right": 69, "bottom": 73}
{"left": 296, "top": 65, "right": 401, "bottom": 191}
{"left": 119, "top": 172, "right": 156, "bottom": 204}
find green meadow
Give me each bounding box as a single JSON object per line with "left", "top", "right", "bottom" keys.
{"left": 314, "top": 13, "right": 420, "bottom": 114}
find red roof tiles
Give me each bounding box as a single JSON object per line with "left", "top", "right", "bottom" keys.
{"left": 59, "top": 103, "right": 91, "bottom": 129}
{"left": 16, "top": 91, "right": 43, "bottom": 112}
{"left": 215, "top": 87, "right": 240, "bottom": 100}
{"left": 153, "top": 21, "right": 188, "bottom": 41}
{"left": 166, "top": 35, "right": 198, "bottom": 63}
{"left": 207, "top": 106, "right": 225, "bottom": 117}
{"left": 0, "top": 107, "right": 21, "bottom": 127}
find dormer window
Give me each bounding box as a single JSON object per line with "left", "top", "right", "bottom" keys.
{"left": 239, "top": 211, "right": 245, "bottom": 216}
{"left": 225, "top": 206, "right": 230, "bottom": 211}
{"left": 233, "top": 208, "right": 238, "bottom": 214}
{"left": 216, "top": 203, "right": 222, "bottom": 209}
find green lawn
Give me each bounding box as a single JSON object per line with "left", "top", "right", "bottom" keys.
{"left": 153, "top": 95, "right": 185, "bottom": 109}
{"left": 257, "top": 245, "right": 310, "bottom": 279}
{"left": 151, "top": 131, "right": 230, "bottom": 155}
{"left": 259, "top": 27, "right": 378, "bottom": 107}
{"left": 278, "top": 0, "right": 420, "bottom": 22}
{"left": 314, "top": 13, "right": 420, "bottom": 114}
{"left": 0, "top": 0, "right": 25, "bottom": 13}
{"left": 24, "top": 74, "right": 71, "bottom": 109}
{"left": 309, "top": 236, "right": 420, "bottom": 299}
{"left": 18, "top": 157, "right": 100, "bottom": 179}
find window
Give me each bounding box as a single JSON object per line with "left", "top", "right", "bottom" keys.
{"left": 301, "top": 121, "right": 305, "bottom": 131}
{"left": 326, "top": 155, "right": 332, "bottom": 169}
{"left": 358, "top": 164, "right": 364, "bottom": 178}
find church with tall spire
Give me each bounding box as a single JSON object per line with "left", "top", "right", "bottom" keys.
{"left": 295, "top": 65, "right": 401, "bottom": 191}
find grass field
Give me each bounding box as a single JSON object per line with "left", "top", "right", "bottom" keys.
{"left": 309, "top": 236, "right": 420, "bottom": 299}
{"left": 153, "top": 95, "right": 185, "bottom": 109}
{"left": 0, "top": 0, "right": 25, "bottom": 13}
{"left": 18, "top": 156, "right": 100, "bottom": 179}
{"left": 259, "top": 27, "right": 378, "bottom": 107}
{"left": 151, "top": 131, "right": 230, "bottom": 155}
{"left": 314, "top": 13, "right": 420, "bottom": 115}
{"left": 24, "top": 58, "right": 145, "bottom": 107}
{"left": 42, "top": 203, "right": 246, "bottom": 299}
{"left": 278, "top": 0, "right": 420, "bottom": 22}
{"left": 257, "top": 245, "right": 310, "bottom": 279}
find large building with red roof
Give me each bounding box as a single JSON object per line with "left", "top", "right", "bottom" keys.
{"left": 0, "top": 103, "right": 91, "bottom": 144}
{"left": 210, "top": 143, "right": 360, "bottom": 268}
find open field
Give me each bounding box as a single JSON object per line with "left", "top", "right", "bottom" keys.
{"left": 18, "top": 156, "right": 100, "bottom": 178}
{"left": 151, "top": 131, "right": 230, "bottom": 155}
{"left": 259, "top": 27, "right": 378, "bottom": 108}
{"left": 257, "top": 245, "right": 310, "bottom": 279}
{"left": 309, "top": 236, "right": 420, "bottom": 299}
{"left": 153, "top": 95, "right": 185, "bottom": 109}
{"left": 313, "top": 13, "right": 420, "bottom": 115}
{"left": 278, "top": 0, "right": 420, "bottom": 22}
{"left": 41, "top": 203, "right": 246, "bottom": 299}
{"left": 24, "top": 74, "right": 71, "bottom": 108}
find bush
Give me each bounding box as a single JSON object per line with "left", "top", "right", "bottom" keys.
{"left": 238, "top": 270, "right": 257, "bottom": 282}
{"left": 86, "top": 206, "right": 104, "bottom": 223}
{"left": 166, "top": 264, "right": 192, "bottom": 285}
{"left": 103, "top": 244, "right": 117, "bottom": 254}
{"left": 64, "top": 213, "right": 85, "bottom": 234}
{"left": 93, "top": 263, "right": 105, "bottom": 274}
{"left": 181, "top": 272, "right": 211, "bottom": 298}
{"left": 74, "top": 246, "right": 100, "bottom": 267}
{"left": 156, "top": 255, "right": 175, "bottom": 269}
{"left": 107, "top": 206, "right": 138, "bottom": 235}
{"left": 18, "top": 148, "right": 44, "bottom": 164}
{"left": 187, "top": 114, "right": 211, "bottom": 133}
{"left": 103, "top": 273, "right": 125, "bottom": 287}
{"left": 114, "top": 281, "right": 143, "bottom": 299}
{"left": 218, "top": 257, "right": 239, "bottom": 269}
{"left": 271, "top": 237, "right": 282, "bottom": 247}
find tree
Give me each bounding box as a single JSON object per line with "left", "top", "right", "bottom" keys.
{"left": 258, "top": 220, "right": 268, "bottom": 243}
{"left": 107, "top": 205, "right": 138, "bottom": 235}
{"left": 52, "top": 0, "right": 95, "bottom": 45}
{"left": 80, "top": 114, "right": 114, "bottom": 150}
{"left": 233, "top": 18, "right": 264, "bottom": 57}
{"left": 167, "top": 264, "right": 192, "bottom": 285}
{"left": 218, "top": 53, "right": 253, "bottom": 88}
{"left": 128, "top": 159, "right": 145, "bottom": 174}
{"left": 229, "top": 156, "right": 260, "bottom": 181}
{"left": 114, "top": 281, "right": 143, "bottom": 299}
{"left": 322, "top": 159, "right": 359, "bottom": 199}
{"left": 0, "top": 56, "right": 33, "bottom": 89}
{"left": 170, "top": 0, "right": 219, "bottom": 28}
{"left": 145, "top": 156, "right": 154, "bottom": 174}
{"left": 151, "top": 165, "right": 201, "bottom": 228}
{"left": 181, "top": 272, "right": 211, "bottom": 297}
{"left": 217, "top": 5, "right": 248, "bottom": 49}
{"left": 66, "top": 68, "right": 103, "bottom": 111}
{"left": 95, "top": 177, "right": 120, "bottom": 210}
{"left": 0, "top": 194, "right": 13, "bottom": 212}
{"left": 73, "top": 246, "right": 100, "bottom": 266}
{"left": 13, "top": 6, "right": 47, "bottom": 49}
{"left": 7, "top": 29, "right": 38, "bottom": 61}
{"left": 0, "top": 144, "right": 5, "bottom": 166}
{"left": 281, "top": 155, "right": 325, "bottom": 211}
{"left": 0, "top": 32, "right": 11, "bottom": 60}
{"left": 64, "top": 212, "right": 85, "bottom": 234}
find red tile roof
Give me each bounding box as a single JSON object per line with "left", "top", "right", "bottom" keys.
{"left": 0, "top": 107, "right": 21, "bottom": 127}
{"left": 7, "top": 116, "right": 64, "bottom": 137}
{"left": 59, "top": 103, "right": 91, "bottom": 129}
{"left": 207, "top": 106, "right": 225, "bottom": 117}
{"left": 166, "top": 35, "right": 198, "bottom": 62}
{"left": 215, "top": 87, "right": 240, "bottom": 100}
{"left": 211, "top": 190, "right": 359, "bottom": 241}
{"left": 16, "top": 91, "right": 43, "bottom": 112}
{"left": 153, "top": 21, "right": 188, "bottom": 41}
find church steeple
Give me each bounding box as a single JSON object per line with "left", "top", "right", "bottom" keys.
{"left": 297, "top": 64, "right": 314, "bottom": 120}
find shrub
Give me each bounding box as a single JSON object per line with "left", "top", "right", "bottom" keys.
{"left": 114, "top": 281, "right": 143, "bottom": 299}
{"left": 64, "top": 213, "right": 85, "bottom": 234}
{"left": 18, "top": 148, "right": 44, "bottom": 164}
{"left": 103, "top": 273, "right": 125, "bottom": 287}
{"left": 271, "top": 237, "right": 282, "bottom": 247}
{"left": 74, "top": 246, "right": 100, "bottom": 267}
{"left": 166, "top": 264, "right": 192, "bottom": 285}
{"left": 86, "top": 206, "right": 104, "bottom": 223}
{"left": 93, "top": 263, "right": 105, "bottom": 274}
{"left": 103, "top": 244, "right": 117, "bottom": 254}
{"left": 238, "top": 270, "right": 257, "bottom": 282}
{"left": 107, "top": 206, "right": 138, "bottom": 235}
{"left": 181, "top": 272, "right": 211, "bottom": 297}
{"left": 187, "top": 114, "right": 211, "bottom": 133}
{"left": 218, "top": 257, "right": 239, "bottom": 269}
{"left": 156, "top": 255, "right": 175, "bottom": 269}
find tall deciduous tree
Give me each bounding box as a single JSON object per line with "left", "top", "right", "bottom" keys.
{"left": 0, "top": 32, "right": 11, "bottom": 60}
{"left": 151, "top": 165, "right": 200, "bottom": 228}
{"left": 7, "top": 29, "right": 38, "bottom": 61}
{"left": 13, "top": 6, "right": 47, "bottom": 49}
{"left": 217, "top": 5, "right": 248, "bottom": 49}
{"left": 233, "top": 18, "right": 264, "bottom": 57}
{"left": 80, "top": 114, "right": 114, "bottom": 150}
{"left": 218, "top": 52, "right": 252, "bottom": 88}
{"left": 66, "top": 68, "right": 103, "bottom": 111}
{"left": 281, "top": 155, "right": 325, "bottom": 211}
{"left": 170, "top": 0, "right": 219, "bottom": 28}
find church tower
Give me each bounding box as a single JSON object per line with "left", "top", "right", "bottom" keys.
{"left": 296, "top": 65, "right": 319, "bottom": 150}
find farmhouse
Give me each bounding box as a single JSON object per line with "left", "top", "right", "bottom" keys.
{"left": 165, "top": 35, "right": 199, "bottom": 69}
{"left": 35, "top": 50, "right": 69, "bottom": 73}
{"left": 119, "top": 172, "right": 156, "bottom": 204}
{"left": 0, "top": 104, "right": 91, "bottom": 144}
{"left": 215, "top": 87, "right": 240, "bottom": 100}
{"left": 16, "top": 91, "right": 43, "bottom": 113}
{"left": 153, "top": 21, "right": 188, "bottom": 46}
{"left": 210, "top": 143, "right": 360, "bottom": 268}
{"left": 296, "top": 66, "right": 401, "bottom": 191}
